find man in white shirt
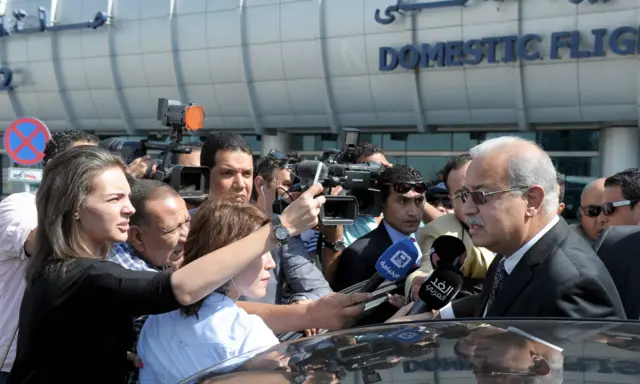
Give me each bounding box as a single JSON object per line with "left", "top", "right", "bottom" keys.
{"left": 0, "top": 130, "right": 99, "bottom": 382}
{"left": 398, "top": 136, "right": 625, "bottom": 321}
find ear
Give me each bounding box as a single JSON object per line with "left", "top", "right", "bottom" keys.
{"left": 524, "top": 185, "right": 545, "bottom": 217}
{"left": 128, "top": 226, "right": 145, "bottom": 253}
{"left": 557, "top": 202, "right": 566, "bottom": 214}
{"left": 254, "top": 176, "right": 264, "bottom": 191}
{"left": 529, "top": 355, "right": 551, "bottom": 376}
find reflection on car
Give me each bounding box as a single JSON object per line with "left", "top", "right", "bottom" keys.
{"left": 179, "top": 319, "right": 640, "bottom": 384}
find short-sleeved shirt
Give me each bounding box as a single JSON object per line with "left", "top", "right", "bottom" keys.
{"left": 7, "top": 258, "right": 181, "bottom": 384}
{"left": 138, "top": 292, "right": 279, "bottom": 383}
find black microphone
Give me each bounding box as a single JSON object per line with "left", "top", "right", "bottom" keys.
{"left": 429, "top": 235, "right": 467, "bottom": 271}
{"left": 359, "top": 238, "right": 420, "bottom": 293}
{"left": 407, "top": 266, "right": 463, "bottom": 315}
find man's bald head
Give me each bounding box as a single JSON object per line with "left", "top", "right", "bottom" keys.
{"left": 129, "top": 180, "right": 182, "bottom": 227}
{"left": 581, "top": 178, "right": 606, "bottom": 206}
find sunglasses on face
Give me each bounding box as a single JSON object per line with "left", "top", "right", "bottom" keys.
{"left": 459, "top": 187, "right": 529, "bottom": 205}
{"left": 580, "top": 205, "right": 602, "bottom": 218}
{"left": 390, "top": 182, "right": 427, "bottom": 195}
{"left": 602, "top": 199, "right": 640, "bottom": 216}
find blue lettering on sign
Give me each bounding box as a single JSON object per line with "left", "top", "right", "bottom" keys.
{"left": 0, "top": 6, "right": 108, "bottom": 38}
{"left": 380, "top": 27, "right": 640, "bottom": 71}
{"left": 0, "top": 67, "right": 13, "bottom": 91}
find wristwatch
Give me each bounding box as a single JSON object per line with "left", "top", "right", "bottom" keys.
{"left": 323, "top": 239, "right": 346, "bottom": 252}
{"left": 271, "top": 216, "right": 290, "bottom": 246}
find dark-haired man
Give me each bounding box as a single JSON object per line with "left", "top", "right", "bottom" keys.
{"left": 197, "top": 133, "right": 368, "bottom": 334}
{"left": 249, "top": 154, "right": 331, "bottom": 305}
{"left": 598, "top": 168, "right": 640, "bottom": 229}
{"left": 331, "top": 165, "right": 425, "bottom": 323}
{"left": 0, "top": 129, "right": 98, "bottom": 382}
{"left": 405, "top": 154, "right": 495, "bottom": 301}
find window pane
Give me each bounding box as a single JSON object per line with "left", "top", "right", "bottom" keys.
{"left": 406, "top": 156, "right": 450, "bottom": 182}
{"left": 242, "top": 135, "right": 261, "bottom": 152}
{"left": 407, "top": 133, "right": 452, "bottom": 151}
{"left": 320, "top": 137, "right": 338, "bottom": 150}
{"left": 550, "top": 157, "right": 597, "bottom": 178}
{"left": 292, "top": 135, "right": 316, "bottom": 151}
{"left": 386, "top": 156, "right": 406, "bottom": 166}
{"left": 537, "top": 131, "right": 599, "bottom": 151}
{"left": 381, "top": 134, "right": 405, "bottom": 151}
{"left": 452, "top": 133, "right": 481, "bottom": 151}
{"left": 485, "top": 132, "right": 536, "bottom": 141}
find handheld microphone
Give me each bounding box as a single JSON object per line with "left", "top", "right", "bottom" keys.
{"left": 407, "top": 266, "right": 463, "bottom": 315}
{"left": 360, "top": 238, "right": 420, "bottom": 293}
{"left": 429, "top": 235, "right": 467, "bottom": 270}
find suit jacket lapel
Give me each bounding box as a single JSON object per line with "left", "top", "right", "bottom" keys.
{"left": 485, "top": 218, "right": 569, "bottom": 317}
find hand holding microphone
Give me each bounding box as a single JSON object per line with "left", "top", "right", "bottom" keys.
{"left": 407, "top": 235, "right": 466, "bottom": 315}
{"left": 359, "top": 238, "right": 420, "bottom": 293}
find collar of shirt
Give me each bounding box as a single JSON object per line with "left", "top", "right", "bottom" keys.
{"left": 383, "top": 220, "right": 423, "bottom": 265}
{"left": 109, "top": 242, "right": 162, "bottom": 273}
{"left": 503, "top": 215, "right": 560, "bottom": 275}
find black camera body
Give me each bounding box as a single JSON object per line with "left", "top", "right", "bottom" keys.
{"left": 272, "top": 128, "right": 385, "bottom": 226}
{"left": 100, "top": 98, "right": 210, "bottom": 200}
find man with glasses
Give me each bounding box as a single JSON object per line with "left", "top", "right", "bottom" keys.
{"left": 332, "top": 166, "right": 425, "bottom": 296}
{"left": 572, "top": 178, "right": 606, "bottom": 243}
{"left": 404, "top": 154, "right": 495, "bottom": 301}
{"left": 598, "top": 169, "right": 640, "bottom": 230}
{"left": 401, "top": 137, "right": 624, "bottom": 321}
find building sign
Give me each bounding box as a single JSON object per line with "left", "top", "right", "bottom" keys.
{"left": 8, "top": 167, "right": 42, "bottom": 183}
{"left": 375, "top": 0, "right": 610, "bottom": 25}
{"left": 0, "top": 6, "right": 108, "bottom": 38}
{"left": 379, "top": 26, "right": 639, "bottom": 71}
{"left": 0, "top": 67, "right": 12, "bottom": 91}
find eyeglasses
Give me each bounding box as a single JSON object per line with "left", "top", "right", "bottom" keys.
{"left": 580, "top": 204, "right": 602, "bottom": 218}
{"left": 602, "top": 199, "right": 640, "bottom": 216}
{"left": 266, "top": 149, "right": 287, "bottom": 161}
{"left": 389, "top": 182, "right": 427, "bottom": 195}
{"left": 459, "top": 187, "right": 529, "bottom": 205}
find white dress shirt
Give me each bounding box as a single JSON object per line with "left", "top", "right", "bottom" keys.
{"left": 138, "top": 292, "right": 279, "bottom": 384}
{"left": 439, "top": 215, "right": 560, "bottom": 319}
{"left": 0, "top": 192, "right": 37, "bottom": 373}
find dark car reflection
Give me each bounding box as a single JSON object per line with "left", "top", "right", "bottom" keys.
{"left": 179, "top": 320, "right": 640, "bottom": 384}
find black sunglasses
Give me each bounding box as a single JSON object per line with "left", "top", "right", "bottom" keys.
{"left": 459, "top": 187, "right": 528, "bottom": 205}
{"left": 602, "top": 199, "right": 640, "bottom": 216}
{"left": 267, "top": 149, "right": 287, "bottom": 161}
{"left": 390, "top": 182, "right": 427, "bottom": 194}
{"left": 580, "top": 204, "right": 602, "bottom": 218}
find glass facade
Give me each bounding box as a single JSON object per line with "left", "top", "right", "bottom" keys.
{"left": 289, "top": 130, "right": 600, "bottom": 181}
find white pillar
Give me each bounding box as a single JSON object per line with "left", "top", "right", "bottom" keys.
{"left": 260, "top": 132, "right": 292, "bottom": 156}
{"left": 600, "top": 127, "right": 640, "bottom": 177}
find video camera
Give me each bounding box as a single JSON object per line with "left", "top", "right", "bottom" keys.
{"left": 100, "top": 98, "right": 210, "bottom": 200}
{"left": 272, "top": 128, "right": 385, "bottom": 226}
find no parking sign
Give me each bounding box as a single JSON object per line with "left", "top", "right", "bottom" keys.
{"left": 3, "top": 117, "right": 51, "bottom": 165}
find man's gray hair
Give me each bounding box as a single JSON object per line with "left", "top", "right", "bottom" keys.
{"left": 469, "top": 136, "right": 559, "bottom": 214}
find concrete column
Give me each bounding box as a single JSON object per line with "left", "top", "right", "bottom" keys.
{"left": 600, "top": 127, "right": 640, "bottom": 177}
{"left": 260, "top": 132, "right": 292, "bottom": 156}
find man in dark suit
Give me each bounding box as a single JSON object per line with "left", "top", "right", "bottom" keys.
{"left": 332, "top": 165, "right": 425, "bottom": 292}
{"left": 331, "top": 166, "right": 425, "bottom": 324}
{"left": 401, "top": 136, "right": 625, "bottom": 321}
{"left": 594, "top": 226, "right": 640, "bottom": 320}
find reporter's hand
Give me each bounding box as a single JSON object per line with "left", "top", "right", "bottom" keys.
{"left": 411, "top": 274, "right": 429, "bottom": 302}
{"left": 385, "top": 302, "right": 415, "bottom": 323}
{"left": 291, "top": 299, "right": 318, "bottom": 336}
{"left": 127, "top": 156, "right": 156, "bottom": 179}
{"left": 303, "top": 292, "right": 371, "bottom": 330}
{"left": 280, "top": 183, "right": 326, "bottom": 236}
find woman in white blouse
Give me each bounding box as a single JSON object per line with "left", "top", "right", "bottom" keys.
{"left": 138, "top": 200, "right": 280, "bottom": 383}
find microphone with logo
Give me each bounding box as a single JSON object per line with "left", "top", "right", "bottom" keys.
{"left": 359, "top": 238, "right": 420, "bottom": 293}
{"left": 407, "top": 235, "right": 466, "bottom": 315}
